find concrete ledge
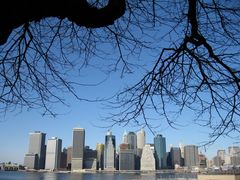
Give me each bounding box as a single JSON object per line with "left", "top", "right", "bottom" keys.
{"left": 198, "top": 174, "right": 240, "bottom": 180}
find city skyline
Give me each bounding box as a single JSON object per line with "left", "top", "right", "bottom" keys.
{"left": 0, "top": 111, "right": 239, "bottom": 165}
{"left": 5, "top": 127, "right": 240, "bottom": 172}
{"left": 1, "top": 119, "right": 238, "bottom": 166}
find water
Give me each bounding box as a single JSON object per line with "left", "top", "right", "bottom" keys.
{"left": 0, "top": 171, "right": 197, "bottom": 180}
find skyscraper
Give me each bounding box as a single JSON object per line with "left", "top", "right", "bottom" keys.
{"left": 184, "top": 145, "right": 199, "bottom": 168}
{"left": 119, "top": 143, "right": 135, "bottom": 170}
{"left": 104, "top": 131, "right": 116, "bottom": 170}
{"left": 24, "top": 131, "right": 46, "bottom": 169}
{"left": 45, "top": 137, "right": 62, "bottom": 170}
{"left": 170, "top": 147, "right": 181, "bottom": 168}
{"left": 71, "top": 127, "right": 85, "bottom": 171}
{"left": 60, "top": 148, "right": 67, "bottom": 169}
{"left": 154, "top": 134, "right": 167, "bottom": 169}
{"left": 122, "top": 130, "right": 128, "bottom": 144}
{"left": 66, "top": 146, "right": 72, "bottom": 170}
{"left": 141, "top": 144, "right": 156, "bottom": 171}
{"left": 96, "top": 143, "right": 104, "bottom": 170}
{"left": 137, "top": 128, "right": 146, "bottom": 150}
{"left": 179, "top": 143, "right": 184, "bottom": 159}
{"left": 126, "top": 132, "right": 137, "bottom": 153}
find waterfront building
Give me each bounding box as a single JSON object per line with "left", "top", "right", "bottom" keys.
{"left": 170, "top": 147, "right": 181, "bottom": 168}
{"left": 184, "top": 145, "right": 199, "bottom": 168}
{"left": 119, "top": 143, "right": 135, "bottom": 170}
{"left": 45, "top": 137, "right": 62, "bottom": 170}
{"left": 154, "top": 134, "right": 167, "bottom": 169}
{"left": 60, "top": 148, "right": 67, "bottom": 169}
{"left": 141, "top": 144, "right": 156, "bottom": 171}
{"left": 66, "top": 146, "right": 72, "bottom": 170}
{"left": 24, "top": 154, "right": 38, "bottom": 169}
{"left": 104, "top": 131, "right": 116, "bottom": 170}
{"left": 24, "top": 131, "right": 46, "bottom": 169}
{"left": 137, "top": 128, "right": 146, "bottom": 152}
{"left": 96, "top": 143, "right": 104, "bottom": 170}
{"left": 84, "top": 146, "right": 97, "bottom": 170}
{"left": 136, "top": 128, "right": 145, "bottom": 169}
{"left": 71, "top": 127, "right": 85, "bottom": 171}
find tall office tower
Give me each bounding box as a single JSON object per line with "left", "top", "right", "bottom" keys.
{"left": 119, "top": 143, "right": 135, "bottom": 170}
{"left": 45, "top": 137, "right": 62, "bottom": 170}
{"left": 96, "top": 143, "right": 104, "bottom": 170}
{"left": 66, "top": 146, "right": 72, "bottom": 170}
{"left": 60, "top": 148, "right": 67, "bottom": 169}
{"left": 24, "top": 131, "right": 46, "bottom": 169}
{"left": 179, "top": 143, "right": 184, "bottom": 159}
{"left": 228, "top": 146, "right": 240, "bottom": 156}
{"left": 170, "top": 147, "right": 181, "bottom": 168}
{"left": 71, "top": 127, "right": 85, "bottom": 171}
{"left": 141, "top": 144, "right": 156, "bottom": 171}
{"left": 122, "top": 130, "right": 128, "bottom": 143}
{"left": 126, "top": 132, "right": 137, "bottom": 153}
{"left": 137, "top": 128, "right": 146, "bottom": 150}
{"left": 104, "top": 131, "right": 116, "bottom": 170}
{"left": 184, "top": 145, "right": 199, "bottom": 168}
{"left": 154, "top": 134, "right": 167, "bottom": 169}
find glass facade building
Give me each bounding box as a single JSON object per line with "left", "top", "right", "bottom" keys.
{"left": 154, "top": 134, "right": 167, "bottom": 169}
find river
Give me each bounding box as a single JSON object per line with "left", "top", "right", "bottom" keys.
{"left": 0, "top": 171, "right": 197, "bottom": 180}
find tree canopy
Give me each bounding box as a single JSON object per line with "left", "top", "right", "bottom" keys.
{"left": 0, "top": 0, "right": 240, "bottom": 143}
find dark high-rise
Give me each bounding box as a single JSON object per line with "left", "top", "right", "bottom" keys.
{"left": 71, "top": 127, "right": 85, "bottom": 171}
{"left": 170, "top": 147, "right": 181, "bottom": 168}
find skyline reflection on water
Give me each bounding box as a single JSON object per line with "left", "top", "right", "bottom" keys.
{"left": 0, "top": 171, "right": 197, "bottom": 180}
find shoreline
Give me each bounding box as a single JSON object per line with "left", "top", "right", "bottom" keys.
{"left": 21, "top": 169, "right": 196, "bottom": 174}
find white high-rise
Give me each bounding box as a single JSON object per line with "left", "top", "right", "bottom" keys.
{"left": 122, "top": 130, "right": 128, "bottom": 143}
{"left": 137, "top": 128, "right": 145, "bottom": 150}
{"left": 45, "top": 137, "right": 62, "bottom": 170}
{"left": 141, "top": 144, "right": 156, "bottom": 171}
{"left": 179, "top": 143, "right": 184, "bottom": 158}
